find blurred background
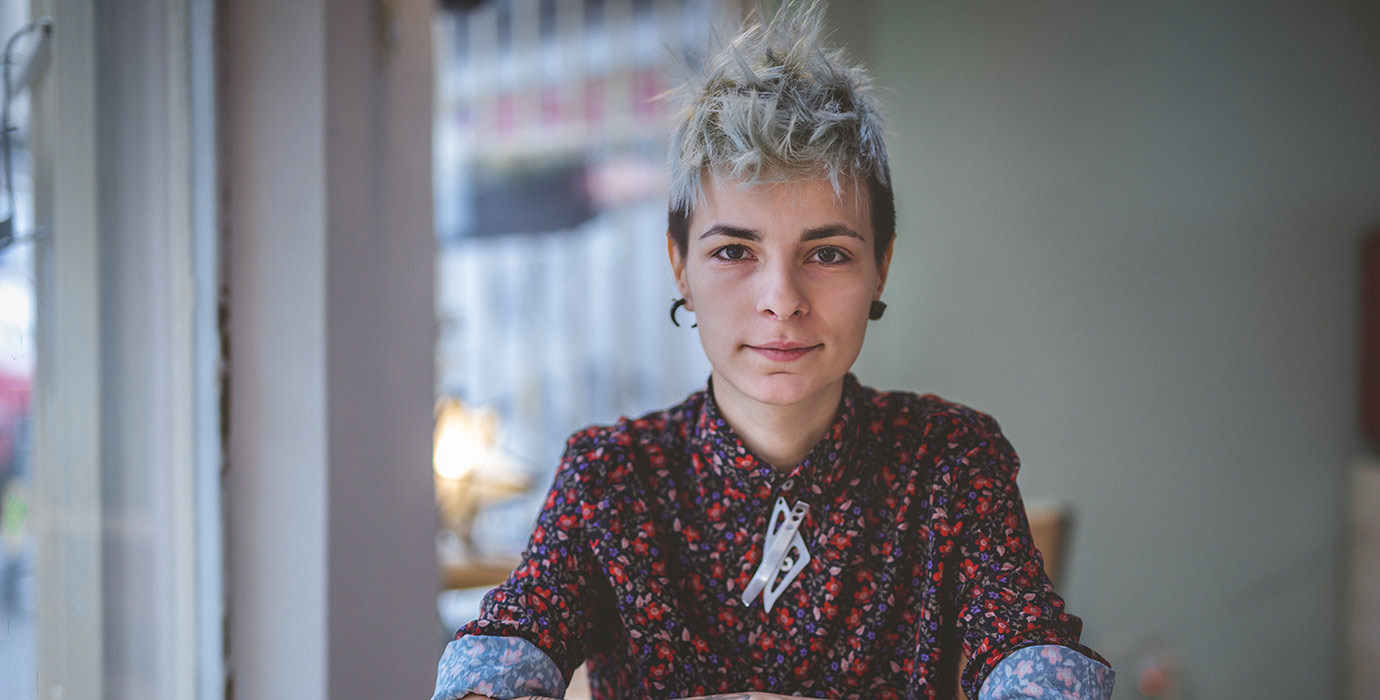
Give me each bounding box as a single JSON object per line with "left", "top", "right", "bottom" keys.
{"left": 0, "top": 0, "right": 1376, "bottom": 699}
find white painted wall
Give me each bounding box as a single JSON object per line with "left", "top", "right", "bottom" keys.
{"left": 830, "top": 1, "right": 1380, "bottom": 696}
{"left": 322, "top": 1, "right": 441, "bottom": 698}
{"left": 225, "top": 0, "right": 329, "bottom": 695}
{"left": 225, "top": 1, "right": 438, "bottom": 699}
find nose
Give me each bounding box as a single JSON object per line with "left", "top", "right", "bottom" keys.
{"left": 757, "top": 259, "right": 809, "bottom": 321}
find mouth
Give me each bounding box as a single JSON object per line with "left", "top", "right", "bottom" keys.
{"left": 746, "top": 342, "right": 821, "bottom": 362}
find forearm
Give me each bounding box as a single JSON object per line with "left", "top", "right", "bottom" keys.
{"left": 976, "top": 645, "right": 1114, "bottom": 700}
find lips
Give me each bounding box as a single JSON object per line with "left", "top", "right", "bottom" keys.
{"left": 747, "top": 341, "right": 821, "bottom": 362}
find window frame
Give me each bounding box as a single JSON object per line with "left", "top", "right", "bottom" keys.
{"left": 29, "top": 0, "right": 223, "bottom": 697}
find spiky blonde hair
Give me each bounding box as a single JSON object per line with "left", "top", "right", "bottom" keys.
{"left": 661, "top": 0, "right": 895, "bottom": 264}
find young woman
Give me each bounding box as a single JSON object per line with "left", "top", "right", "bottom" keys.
{"left": 432, "top": 2, "right": 1114, "bottom": 699}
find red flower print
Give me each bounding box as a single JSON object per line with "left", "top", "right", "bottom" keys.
{"left": 717, "top": 609, "right": 738, "bottom": 628}
{"left": 962, "top": 558, "right": 978, "bottom": 579}
{"left": 608, "top": 561, "right": 628, "bottom": 585}
{"left": 976, "top": 496, "right": 993, "bottom": 515}
{"left": 777, "top": 605, "right": 793, "bottom": 627}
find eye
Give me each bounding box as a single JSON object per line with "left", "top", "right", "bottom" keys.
{"left": 711, "top": 244, "right": 753, "bottom": 262}
{"left": 811, "top": 246, "right": 853, "bottom": 265}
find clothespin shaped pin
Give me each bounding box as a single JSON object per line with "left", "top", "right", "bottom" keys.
{"left": 741, "top": 498, "right": 811, "bottom": 612}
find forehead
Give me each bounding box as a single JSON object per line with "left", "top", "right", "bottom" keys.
{"left": 693, "top": 170, "right": 873, "bottom": 243}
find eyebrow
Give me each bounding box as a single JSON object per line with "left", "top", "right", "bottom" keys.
{"left": 697, "top": 223, "right": 865, "bottom": 244}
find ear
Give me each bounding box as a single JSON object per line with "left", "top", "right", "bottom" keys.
{"left": 874, "top": 235, "right": 894, "bottom": 299}
{"left": 666, "top": 232, "right": 693, "bottom": 307}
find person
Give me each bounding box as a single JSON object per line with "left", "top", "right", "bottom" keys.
{"left": 431, "top": 1, "right": 1114, "bottom": 698}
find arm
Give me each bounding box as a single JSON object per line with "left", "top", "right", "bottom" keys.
{"left": 948, "top": 414, "right": 1114, "bottom": 699}
{"left": 432, "top": 431, "right": 616, "bottom": 700}
{"left": 976, "top": 645, "right": 1113, "bottom": 700}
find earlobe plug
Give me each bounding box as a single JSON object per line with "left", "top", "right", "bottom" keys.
{"left": 869, "top": 300, "right": 887, "bottom": 320}
{"left": 670, "top": 297, "right": 698, "bottom": 328}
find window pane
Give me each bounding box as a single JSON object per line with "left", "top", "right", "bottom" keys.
{"left": 431, "top": 1, "right": 738, "bottom": 659}
{"left": 0, "top": 3, "right": 45, "bottom": 699}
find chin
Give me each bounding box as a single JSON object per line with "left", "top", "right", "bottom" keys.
{"left": 734, "top": 368, "right": 825, "bottom": 407}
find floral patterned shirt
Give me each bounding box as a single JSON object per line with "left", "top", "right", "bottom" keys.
{"left": 433, "top": 372, "right": 1113, "bottom": 699}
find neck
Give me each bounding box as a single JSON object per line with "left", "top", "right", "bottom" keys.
{"left": 710, "top": 371, "right": 846, "bottom": 473}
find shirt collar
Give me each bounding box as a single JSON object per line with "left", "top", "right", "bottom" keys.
{"left": 693, "top": 371, "right": 865, "bottom": 492}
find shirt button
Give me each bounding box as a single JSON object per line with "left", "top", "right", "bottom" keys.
{"left": 782, "top": 478, "right": 794, "bottom": 490}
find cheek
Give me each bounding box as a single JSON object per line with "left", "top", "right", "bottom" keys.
{"left": 692, "top": 293, "right": 745, "bottom": 348}
{"left": 688, "top": 268, "right": 747, "bottom": 311}
{"left": 833, "top": 301, "right": 873, "bottom": 347}
{"left": 812, "top": 277, "right": 873, "bottom": 314}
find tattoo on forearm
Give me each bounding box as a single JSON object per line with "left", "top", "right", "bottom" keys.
{"left": 434, "top": 636, "right": 566, "bottom": 700}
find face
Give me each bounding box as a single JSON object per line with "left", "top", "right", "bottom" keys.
{"left": 667, "top": 171, "right": 893, "bottom": 408}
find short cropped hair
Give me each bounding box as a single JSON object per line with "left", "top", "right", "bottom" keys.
{"left": 662, "top": 0, "right": 895, "bottom": 268}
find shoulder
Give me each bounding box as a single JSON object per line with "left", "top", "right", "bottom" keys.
{"left": 858, "top": 382, "right": 1019, "bottom": 489}
{"left": 860, "top": 382, "right": 1006, "bottom": 446}
{"left": 554, "top": 388, "right": 704, "bottom": 485}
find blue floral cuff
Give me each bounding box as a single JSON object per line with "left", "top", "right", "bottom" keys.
{"left": 431, "top": 634, "right": 567, "bottom": 700}
{"left": 978, "top": 644, "right": 1115, "bottom": 700}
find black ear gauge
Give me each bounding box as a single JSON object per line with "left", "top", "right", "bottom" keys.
{"left": 869, "top": 300, "right": 887, "bottom": 320}
{"left": 671, "top": 297, "right": 697, "bottom": 328}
